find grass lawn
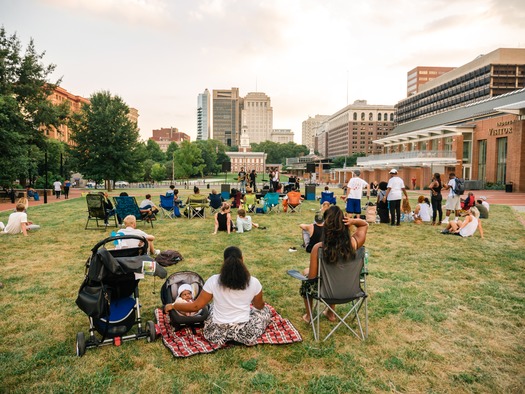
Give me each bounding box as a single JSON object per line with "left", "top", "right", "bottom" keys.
{"left": 1, "top": 189, "right": 524, "bottom": 393}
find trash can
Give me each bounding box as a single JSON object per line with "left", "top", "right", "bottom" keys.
{"left": 505, "top": 182, "right": 513, "bottom": 193}
{"left": 305, "top": 184, "right": 316, "bottom": 201}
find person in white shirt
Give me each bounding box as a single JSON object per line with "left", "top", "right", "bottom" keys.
{"left": 0, "top": 203, "right": 40, "bottom": 236}
{"left": 442, "top": 173, "right": 461, "bottom": 224}
{"left": 236, "top": 209, "right": 263, "bottom": 233}
{"left": 117, "top": 215, "right": 159, "bottom": 255}
{"left": 442, "top": 207, "right": 484, "bottom": 238}
{"left": 479, "top": 196, "right": 490, "bottom": 212}
{"left": 344, "top": 170, "right": 370, "bottom": 218}
{"left": 413, "top": 196, "right": 432, "bottom": 224}
{"left": 382, "top": 169, "right": 409, "bottom": 226}
{"left": 164, "top": 246, "right": 271, "bottom": 346}
{"left": 53, "top": 179, "right": 62, "bottom": 199}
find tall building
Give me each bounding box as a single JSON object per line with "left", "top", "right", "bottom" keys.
{"left": 350, "top": 48, "right": 525, "bottom": 192}
{"left": 241, "top": 92, "right": 273, "bottom": 144}
{"left": 46, "top": 86, "right": 90, "bottom": 144}
{"left": 407, "top": 66, "right": 455, "bottom": 97}
{"left": 302, "top": 115, "right": 329, "bottom": 151}
{"left": 150, "top": 127, "right": 190, "bottom": 152}
{"left": 212, "top": 88, "right": 243, "bottom": 147}
{"left": 196, "top": 89, "right": 210, "bottom": 140}
{"left": 271, "top": 129, "right": 294, "bottom": 144}
{"left": 315, "top": 100, "right": 395, "bottom": 158}
{"left": 397, "top": 48, "right": 525, "bottom": 124}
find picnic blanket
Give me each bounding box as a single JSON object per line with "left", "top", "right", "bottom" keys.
{"left": 155, "top": 304, "right": 302, "bottom": 358}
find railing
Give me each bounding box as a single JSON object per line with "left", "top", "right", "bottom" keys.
{"left": 357, "top": 150, "right": 456, "bottom": 164}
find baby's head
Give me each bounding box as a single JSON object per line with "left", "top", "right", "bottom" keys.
{"left": 178, "top": 284, "right": 193, "bottom": 301}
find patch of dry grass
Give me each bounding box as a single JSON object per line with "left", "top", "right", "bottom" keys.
{"left": 0, "top": 188, "right": 524, "bottom": 393}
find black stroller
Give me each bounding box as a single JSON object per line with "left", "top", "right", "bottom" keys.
{"left": 160, "top": 271, "right": 209, "bottom": 331}
{"left": 75, "top": 234, "right": 167, "bottom": 356}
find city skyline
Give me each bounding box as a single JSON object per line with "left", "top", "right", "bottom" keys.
{"left": 2, "top": 0, "right": 524, "bottom": 143}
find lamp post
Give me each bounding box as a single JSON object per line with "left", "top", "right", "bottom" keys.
{"left": 43, "top": 150, "right": 48, "bottom": 204}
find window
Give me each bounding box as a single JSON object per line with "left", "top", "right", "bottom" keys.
{"left": 478, "top": 140, "right": 487, "bottom": 183}
{"left": 369, "top": 113, "right": 373, "bottom": 121}
{"left": 390, "top": 113, "right": 394, "bottom": 121}
{"left": 378, "top": 113, "right": 382, "bottom": 121}
{"left": 496, "top": 137, "right": 507, "bottom": 184}
{"left": 353, "top": 112, "right": 357, "bottom": 121}
{"left": 361, "top": 112, "right": 365, "bottom": 121}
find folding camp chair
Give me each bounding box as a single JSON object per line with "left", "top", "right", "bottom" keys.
{"left": 85, "top": 193, "right": 117, "bottom": 230}
{"left": 242, "top": 193, "right": 258, "bottom": 213}
{"left": 287, "top": 246, "right": 368, "bottom": 341}
{"left": 185, "top": 196, "right": 207, "bottom": 219}
{"left": 159, "top": 195, "right": 175, "bottom": 219}
{"left": 320, "top": 191, "right": 337, "bottom": 205}
{"left": 113, "top": 196, "right": 153, "bottom": 228}
{"left": 208, "top": 193, "right": 223, "bottom": 214}
{"left": 262, "top": 192, "right": 280, "bottom": 214}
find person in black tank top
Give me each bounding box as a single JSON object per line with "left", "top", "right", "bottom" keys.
{"left": 428, "top": 173, "right": 443, "bottom": 225}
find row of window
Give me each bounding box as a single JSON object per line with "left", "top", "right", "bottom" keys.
{"left": 351, "top": 112, "right": 395, "bottom": 121}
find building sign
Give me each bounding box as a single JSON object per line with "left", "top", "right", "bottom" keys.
{"left": 489, "top": 120, "right": 513, "bottom": 136}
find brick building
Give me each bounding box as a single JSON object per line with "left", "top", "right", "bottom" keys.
{"left": 150, "top": 127, "right": 190, "bottom": 152}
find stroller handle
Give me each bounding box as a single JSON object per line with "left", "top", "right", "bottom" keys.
{"left": 91, "top": 235, "right": 149, "bottom": 255}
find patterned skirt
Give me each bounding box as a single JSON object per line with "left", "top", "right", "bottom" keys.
{"left": 203, "top": 305, "right": 272, "bottom": 346}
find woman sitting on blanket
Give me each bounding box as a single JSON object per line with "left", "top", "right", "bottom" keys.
{"left": 164, "top": 246, "right": 271, "bottom": 346}
{"left": 301, "top": 205, "right": 368, "bottom": 323}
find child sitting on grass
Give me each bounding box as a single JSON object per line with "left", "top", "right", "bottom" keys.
{"left": 236, "top": 208, "right": 265, "bottom": 233}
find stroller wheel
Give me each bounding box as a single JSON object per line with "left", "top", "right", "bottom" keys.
{"left": 146, "top": 320, "right": 156, "bottom": 343}
{"left": 76, "top": 332, "right": 86, "bottom": 357}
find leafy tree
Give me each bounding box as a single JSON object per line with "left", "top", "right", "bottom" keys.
{"left": 195, "top": 140, "right": 221, "bottom": 176}
{"left": 173, "top": 140, "right": 205, "bottom": 179}
{"left": 331, "top": 153, "right": 365, "bottom": 168}
{"left": 166, "top": 141, "right": 179, "bottom": 159}
{"left": 146, "top": 139, "right": 166, "bottom": 162}
{"left": 150, "top": 162, "right": 166, "bottom": 182}
{"left": 250, "top": 141, "right": 309, "bottom": 165}
{"left": 69, "top": 91, "right": 141, "bottom": 191}
{"left": 140, "top": 159, "right": 155, "bottom": 182}
{"left": 0, "top": 27, "right": 69, "bottom": 186}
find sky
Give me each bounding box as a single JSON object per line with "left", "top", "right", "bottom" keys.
{"left": 2, "top": 0, "right": 524, "bottom": 143}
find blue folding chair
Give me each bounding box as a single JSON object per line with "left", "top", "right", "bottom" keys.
{"left": 320, "top": 191, "right": 337, "bottom": 205}
{"left": 159, "top": 195, "right": 175, "bottom": 219}
{"left": 263, "top": 192, "right": 281, "bottom": 214}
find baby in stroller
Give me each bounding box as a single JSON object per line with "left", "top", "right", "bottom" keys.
{"left": 173, "top": 284, "right": 201, "bottom": 316}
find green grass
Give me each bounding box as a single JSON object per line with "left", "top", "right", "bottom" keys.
{"left": 0, "top": 189, "right": 524, "bottom": 393}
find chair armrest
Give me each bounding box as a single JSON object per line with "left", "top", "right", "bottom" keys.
{"left": 287, "top": 270, "right": 308, "bottom": 281}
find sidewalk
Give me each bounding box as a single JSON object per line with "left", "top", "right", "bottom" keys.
{"left": 0, "top": 188, "right": 85, "bottom": 213}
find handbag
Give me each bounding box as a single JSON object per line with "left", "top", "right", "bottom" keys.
{"left": 75, "top": 280, "right": 109, "bottom": 319}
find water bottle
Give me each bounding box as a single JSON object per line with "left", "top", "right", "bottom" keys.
{"left": 363, "top": 250, "right": 369, "bottom": 275}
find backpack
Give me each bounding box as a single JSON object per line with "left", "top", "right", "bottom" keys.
{"left": 453, "top": 178, "right": 465, "bottom": 195}
{"left": 155, "top": 250, "right": 183, "bottom": 267}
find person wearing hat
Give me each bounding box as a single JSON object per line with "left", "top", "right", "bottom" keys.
{"left": 344, "top": 170, "right": 370, "bottom": 218}
{"left": 479, "top": 196, "right": 490, "bottom": 212}
{"left": 173, "top": 284, "right": 198, "bottom": 316}
{"left": 382, "top": 169, "right": 409, "bottom": 226}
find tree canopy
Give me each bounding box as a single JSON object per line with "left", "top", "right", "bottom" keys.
{"left": 68, "top": 91, "right": 141, "bottom": 190}
{"left": 250, "top": 141, "right": 309, "bottom": 165}
{"left": 0, "top": 27, "right": 69, "bottom": 186}
{"left": 173, "top": 140, "right": 205, "bottom": 179}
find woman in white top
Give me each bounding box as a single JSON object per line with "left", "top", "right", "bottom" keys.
{"left": 442, "top": 207, "right": 484, "bottom": 238}
{"left": 414, "top": 196, "right": 432, "bottom": 224}
{"left": 164, "top": 246, "right": 271, "bottom": 346}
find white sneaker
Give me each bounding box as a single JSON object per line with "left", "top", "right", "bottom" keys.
{"left": 154, "top": 249, "right": 161, "bottom": 256}
{"left": 0, "top": 222, "right": 4, "bottom": 231}
{"left": 442, "top": 218, "right": 449, "bottom": 224}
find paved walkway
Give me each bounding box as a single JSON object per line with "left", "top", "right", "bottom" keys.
{"left": 1, "top": 188, "right": 525, "bottom": 213}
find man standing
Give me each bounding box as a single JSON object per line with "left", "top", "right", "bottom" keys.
{"left": 53, "top": 179, "right": 62, "bottom": 199}
{"left": 344, "top": 170, "right": 370, "bottom": 218}
{"left": 272, "top": 168, "right": 280, "bottom": 192}
{"left": 442, "top": 172, "right": 461, "bottom": 224}
{"left": 383, "top": 169, "right": 409, "bottom": 226}
{"left": 238, "top": 167, "right": 247, "bottom": 193}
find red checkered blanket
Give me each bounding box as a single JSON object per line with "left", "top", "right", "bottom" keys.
{"left": 155, "top": 304, "right": 302, "bottom": 357}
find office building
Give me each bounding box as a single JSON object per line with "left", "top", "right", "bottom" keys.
{"left": 212, "top": 88, "right": 243, "bottom": 147}
{"left": 241, "top": 92, "right": 273, "bottom": 144}
{"left": 302, "top": 115, "right": 329, "bottom": 151}
{"left": 150, "top": 127, "right": 190, "bottom": 152}
{"left": 197, "top": 89, "right": 210, "bottom": 140}
{"left": 315, "top": 100, "right": 395, "bottom": 158}
{"left": 271, "top": 129, "right": 294, "bottom": 144}
{"left": 397, "top": 48, "right": 525, "bottom": 124}
{"left": 407, "top": 66, "right": 455, "bottom": 97}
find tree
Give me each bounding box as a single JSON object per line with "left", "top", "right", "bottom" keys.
{"left": 173, "top": 140, "right": 205, "bottom": 179}
{"left": 0, "top": 27, "right": 69, "bottom": 186}
{"left": 251, "top": 141, "right": 309, "bottom": 165}
{"left": 150, "top": 162, "right": 166, "bottom": 183}
{"left": 69, "top": 91, "right": 141, "bottom": 191}
{"left": 195, "top": 140, "right": 221, "bottom": 176}
{"left": 331, "top": 153, "right": 365, "bottom": 168}
{"left": 146, "top": 139, "right": 166, "bottom": 162}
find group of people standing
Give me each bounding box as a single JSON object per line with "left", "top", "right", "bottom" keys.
{"left": 237, "top": 167, "right": 258, "bottom": 194}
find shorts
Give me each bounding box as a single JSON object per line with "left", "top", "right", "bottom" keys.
{"left": 445, "top": 195, "right": 461, "bottom": 210}
{"left": 345, "top": 198, "right": 362, "bottom": 214}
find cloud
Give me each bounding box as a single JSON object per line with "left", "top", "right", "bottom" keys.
{"left": 40, "top": 0, "right": 171, "bottom": 27}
